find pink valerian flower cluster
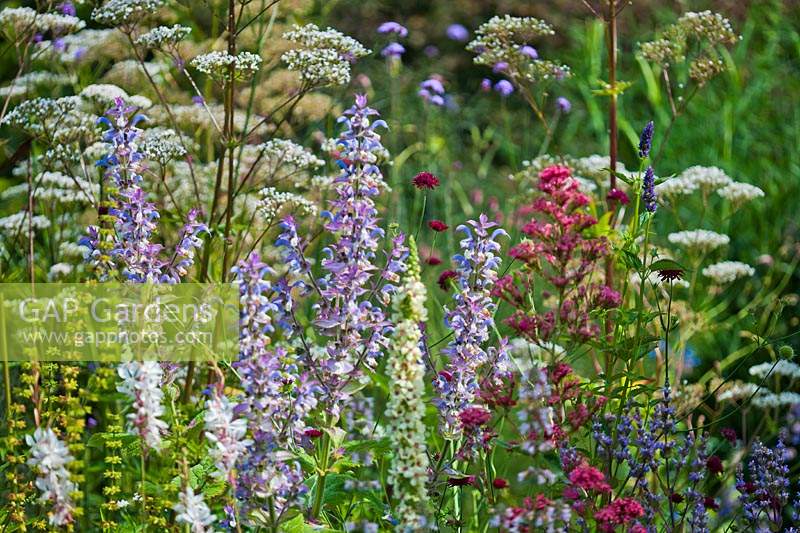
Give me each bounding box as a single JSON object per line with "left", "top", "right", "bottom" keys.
{"left": 433, "top": 214, "right": 508, "bottom": 438}
{"left": 595, "top": 498, "right": 646, "bottom": 532}
{"left": 495, "top": 165, "right": 619, "bottom": 345}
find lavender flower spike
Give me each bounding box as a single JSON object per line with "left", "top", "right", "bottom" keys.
{"left": 638, "top": 120, "right": 654, "bottom": 159}
{"left": 434, "top": 214, "right": 507, "bottom": 438}
{"left": 642, "top": 166, "right": 657, "bottom": 213}
{"left": 312, "top": 94, "right": 407, "bottom": 415}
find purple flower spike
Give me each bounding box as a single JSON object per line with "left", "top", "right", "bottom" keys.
{"left": 556, "top": 96, "right": 571, "bottom": 113}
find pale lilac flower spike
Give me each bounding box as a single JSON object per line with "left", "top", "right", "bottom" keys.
{"left": 377, "top": 21, "right": 408, "bottom": 38}
{"left": 557, "top": 96, "right": 572, "bottom": 113}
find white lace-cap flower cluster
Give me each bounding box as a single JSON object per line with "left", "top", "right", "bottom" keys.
{"left": 281, "top": 24, "right": 370, "bottom": 86}
{"left": 667, "top": 229, "right": 730, "bottom": 252}
{"left": 191, "top": 50, "right": 262, "bottom": 82}
{"left": 701, "top": 261, "right": 755, "bottom": 284}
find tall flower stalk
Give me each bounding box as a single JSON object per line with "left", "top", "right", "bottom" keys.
{"left": 434, "top": 214, "right": 507, "bottom": 438}
{"left": 386, "top": 237, "right": 430, "bottom": 531}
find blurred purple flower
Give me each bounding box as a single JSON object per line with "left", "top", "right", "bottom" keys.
{"left": 494, "top": 80, "right": 514, "bottom": 97}
{"left": 420, "top": 78, "right": 445, "bottom": 94}
{"left": 192, "top": 95, "right": 204, "bottom": 106}
{"left": 556, "top": 97, "right": 571, "bottom": 113}
{"left": 492, "top": 62, "right": 508, "bottom": 73}
{"left": 377, "top": 21, "right": 408, "bottom": 38}
{"left": 381, "top": 42, "right": 405, "bottom": 58}
{"left": 480, "top": 78, "right": 492, "bottom": 92}
{"left": 424, "top": 45, "right": 439, "bottom": 58}
{"left": 446, "top": 23, "right": 469, "bottom": 42}
{"left": 519, "top": 45, "right": 538, "bottom": 59}
{"left": 58, "top": 1, "right": 76, "bottom": 15}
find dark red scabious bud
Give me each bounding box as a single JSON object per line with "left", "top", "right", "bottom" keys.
{"left": 426, "top": 256, "right": 442, "bottom": 266}
{"left": 438, "top": 270, "right": 458, "bottom": 290}
{"left": 703, "top": 496, "right": 719, "bottom": 511}
{"left": 706, "top": 455, "right": 723, "bottom": 475}
{"left": 670, "top": 493, "right": 684, "bottom": 504}
{"left": 447, "top": 475, "right": 475, "bottom": 487}
{"left": 304, "top": 428, "right": 323, "bottom": 438}
{"left": 428, "top": 219, "right": 449, "bottom": 232}
{"left": 492, "top": 477, "right": 509, "bottom": 489}
{"left": 606, "top": 188, "right": 630, "bottom": 205}
{"left": 657, "top": 269, "right": 684, "bottom": 282}
{"left": 721, "top": 427, "right": 737, "bottom": 444}
{"left": 459, "top": 406, "right": 491, "bottom": 429}
{"left": 412, "top": 171, "right": 440, "bottom": 190}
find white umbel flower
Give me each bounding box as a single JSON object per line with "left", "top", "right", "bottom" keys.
{"left": 668, "top": 229, "right": 729, "bottom": 252}
{"left": 117, "top": 361, "right": 168, "bottom": 451}
{"left": 135, "top": 24, "right": 191, "bottom": 49}
{"left": 752, "top": 392, "right": 800, "bottom": 408}
{"left": 677, "top": 165, "right": 733, "bottom": 191}
{"left": 26, "top": 427, "right": 77, "bottom": 526}
{"left": 191, "top": 51, "right": 262, "bottom": 82}
{"left": 717, "top": 182, "right": 764, "bottom": 204}
{"left": 386, "top": 239, "right": 430, "bottom": 532}
{"left": 701, "top": 261, "right": 755, "bottom": 284}
{"left": 204, "top": 391, "right": 252, "bottom": 483}
{"left": 173, "top": 486, "right": 215, "bottom": 532}
{"left": 748, "top": 359, "right": 800, "bottom": 380}
{"left": 281, "top": 24, "right": 370, "bottom": 86}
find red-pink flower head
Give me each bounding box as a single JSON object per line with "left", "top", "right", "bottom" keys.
{"left": 459, "top": 406, "right": 491, "bottom": 429}
{"left": 428, "top": 219, "right": 448, "bottom": 232}
{"left": 568, "top": 464, "right": 611, "bottom": 493}
{"left": 412, "top": 171, "right": 440, "bottom": 190}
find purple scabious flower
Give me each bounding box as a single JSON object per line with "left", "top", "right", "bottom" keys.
{"left": 311, "top": 95, "right": 407, "bottom": 415}
{"left": 556, "top": 96, "right": 571, "bottom": 113}
{"left": 433, "top": 214, "right": 507, "bottom": 438}
{"left": 492, "top": 61, "right": 508, "bottom": 73}
{"left": 446, "top": 23, "right": 469, "bottom": 42}
{"left": 642, "top": 166, "right": 657, "bottom": 213}
{"left": 419, "top": 77, "right": 446, "bottom": 106}
{"left": 494, "top": 79, "right": 514, "bottom": 97}
{"left": 519, "top": 45, "right": 538, "bottom": 59}
{"left": 381, "top": 42, "right": 405, "bottom": 58}
{"left": 377, "top": 21, "right": 408, "bottom": 38}
{"left": 639, "top": 120, "right": 654, "bottom": 159}
{"left": 58, "top": 1, "right": 76, "bottom": 16}
{"left": 480, "top": 78, "right": 492, "bottom": 92}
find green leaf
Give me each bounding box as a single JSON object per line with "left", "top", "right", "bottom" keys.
{"left": 649, "top": 258, "right": 686, "bottom": 272}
